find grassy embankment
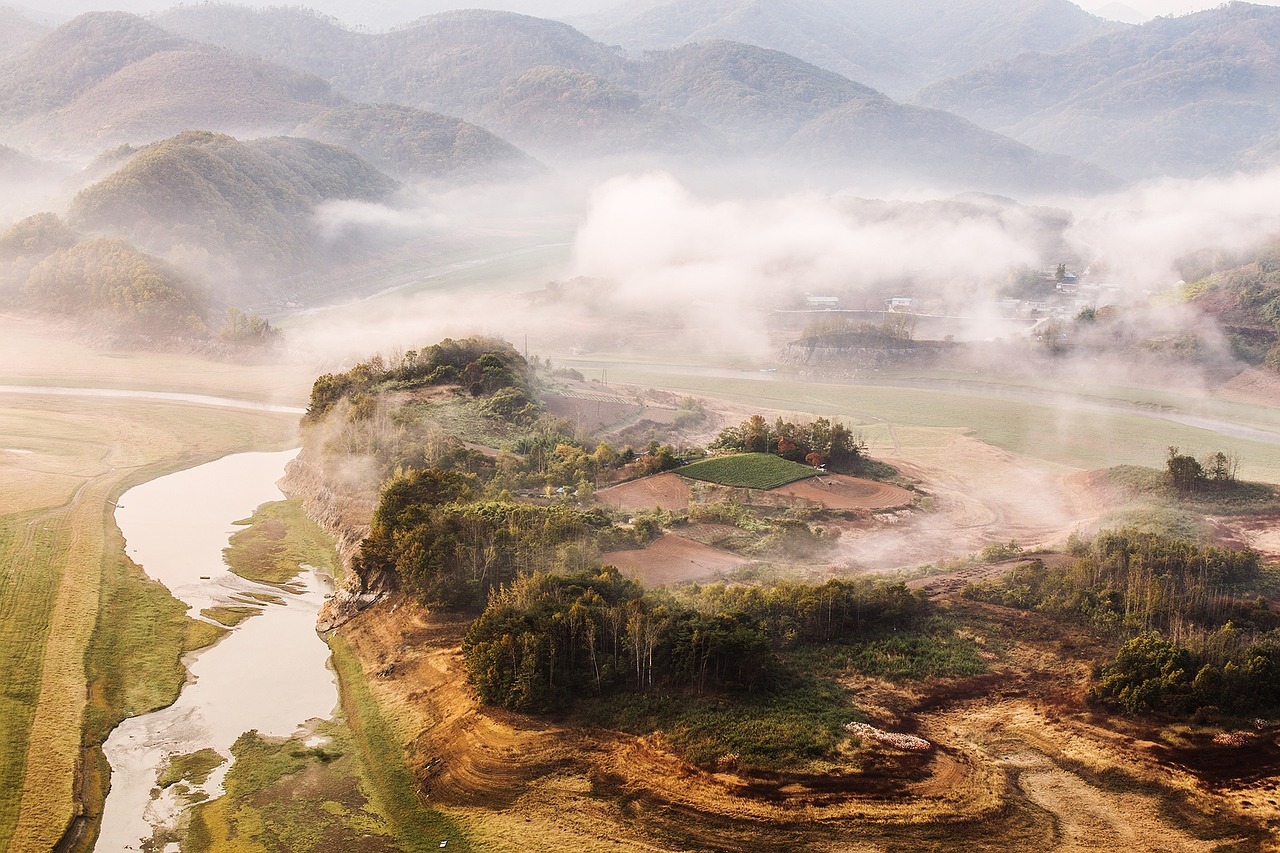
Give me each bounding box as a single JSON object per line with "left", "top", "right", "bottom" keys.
{"left": 678, "top": 452, "right": 818, "bottom": 489}
{"left": 1096, "top": 464, "right": 1280, "bottom": 540}
{"left": 179, "top": 507, "right": 469, "bottom": 852}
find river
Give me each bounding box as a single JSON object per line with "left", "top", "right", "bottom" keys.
{"left": 95, "top": 450, "right": 338, "bottom": 852}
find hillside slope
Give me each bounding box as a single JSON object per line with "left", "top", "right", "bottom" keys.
{"left": 67, "top": 131, "right": 397, "bottom": 288}
{"left": 580, "top": 0, "right": 1121, "bottom": 96}
{"left": 916, "top": 2, "right": 1280, "bottom": 178}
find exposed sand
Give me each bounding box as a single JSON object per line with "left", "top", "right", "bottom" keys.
{"left": 602, "top": 533, "right": 748, "bottom": 585}
{"left": 596, "top": 472, "right": 691, "bottom": 513}
{"left": 776, "top": 473, "right": 915, "bottom": 509}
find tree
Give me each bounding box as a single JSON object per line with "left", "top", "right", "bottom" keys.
{"left": 1165, "top": 446, "right": 1204, "bottom": 493}
{"left": 1055, "top": 263, "right": 1067, "bottom": 281}
{"left": 743, "top": 415, "right": 770, "bottom": 454}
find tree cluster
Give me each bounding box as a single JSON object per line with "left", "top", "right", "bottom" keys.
{"left": 710, "top": 414, "right": 863, "bottom": 470}
{"left": 353, "top": 466, "right": 613, "bottom": 610}
{"left": 306, "top": 336, "right": 536, "bottom": 421}
{"left": 1090, "top": 627, "right": 1280, "bottom": 716}
{"left": 463, "top": 570, "right": 929, "bottom": 713}
{"left": 965, "top": 529, "right": 1264, "bottom": 635}
{"left": 1165, "top": 446, "right": 1239, "bottom": 493}
{"left": 966, "top": 528, "right": 1280, "bottom": 716}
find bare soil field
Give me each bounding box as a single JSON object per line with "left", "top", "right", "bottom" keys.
{"left": 1209, "top": 513, "right": 1280, "bottom": 561}
{"left": 831, "top": 437, "right": 1114, "bottom": 573}
{"left": 596, "top": 472, "right": 691, "bottom": 512}
{"left": 603, "top": 533, "right": 748, "bottom": 586}
{"left": 776, "top": 473, "right": 915, "bottom": 510}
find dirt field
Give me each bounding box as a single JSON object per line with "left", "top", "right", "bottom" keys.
{"left": 776, "top": 474, "right": 915, "bottom": 509}
{"left": 602, "top": 533, "right": 748, "bottom": 586}
{"left": 596, "top": 472, "right": 691, "bottom": 513}
{"left": 828, "top": 436, "right": 1114, "bottom": 573}
{"left": 1210, "top": 513, "right": 1280, "bottom": 562}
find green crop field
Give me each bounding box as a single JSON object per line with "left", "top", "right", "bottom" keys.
{"left": 678, "top": 453, "right": 818, "bottom": 489}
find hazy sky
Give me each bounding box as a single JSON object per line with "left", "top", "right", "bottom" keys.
{"left": 16, "top": 0, "right": 1280, "bottom": 30}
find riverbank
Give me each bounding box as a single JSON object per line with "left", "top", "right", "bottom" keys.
{"left": 0, "top": 392, "right": 299, "bottom": 853}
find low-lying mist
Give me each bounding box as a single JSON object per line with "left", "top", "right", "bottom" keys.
{"left": 288, "top": 164, "right": 1280, "bottom": 389}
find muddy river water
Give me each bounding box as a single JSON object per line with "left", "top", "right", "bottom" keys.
{"left": 95, "top": 450, "right": 338, "bottom": 852}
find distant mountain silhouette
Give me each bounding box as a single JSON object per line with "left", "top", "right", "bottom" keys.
{"left": 157, "top": 5, "right": 1118, "bottom": 193}
{"left": 577, "top": 0, "right": 1121, "bottom": 97}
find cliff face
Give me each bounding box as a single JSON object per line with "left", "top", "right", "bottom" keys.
{"left": 279, "top": 436, "right": 390, "bottom": 630}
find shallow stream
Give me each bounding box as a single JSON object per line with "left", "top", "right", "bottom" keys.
{"left": 95, "top": 450, "right": 338, "bottom": 852}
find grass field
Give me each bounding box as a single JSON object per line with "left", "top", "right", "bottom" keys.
{"left": 679, "top": 453, "right": 818, "bottom": 489}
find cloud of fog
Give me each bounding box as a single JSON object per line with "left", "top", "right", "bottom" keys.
{"left": 562, "top": 172, "right": 1055, "bottom": 350}
{"left": 284, "top": 165, "right": 1280, "bottom": 380}
{"left": 1067, "top": 166, "right": 1280, "bottom": 291}
{"left": 571, "top": 172, "right": 1040, "bottom": 306}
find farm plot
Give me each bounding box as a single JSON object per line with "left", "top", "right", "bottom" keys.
{"left": 775, "top": 474, "right": 915, "bottom": 510}
{"left": 603, "top": 534, "right": 749, "bottom": 586}
{"left": 596, "top": 472, "right": 691, "bottom": 512}
{"left": 678, "top": 454, "right": 817, "bottom": 490}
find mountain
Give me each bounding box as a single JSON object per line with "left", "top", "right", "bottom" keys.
{"left": 22, "top": 236, "right": 209, "bottom": 337}
{"left": 469, "top": 65, "right": 720, "bottom": 158}
{"left": 0, "top": 10, "right": 536, "bottom": 181}
{"left": 579, "top": 0, "right": 1121, "bottom": 97}
{"left": 294, "top": 103, "right": 537, "bottom": 180}
{"left": 780, "top": 97, "right": 1116, "bottom": 193}
{"left": 631, "top": 41, "right": 1117, "bottom": 192}
{"left": 0, "top": 12, "right": 340, "bottom": 152}
{"left": 157, "top": 6, "right": 626, "bottom": 117}
{"left": 156, "top": 5, "right": 1115, "bottom": 192}
{"left": 634, "top": 40, "right": 880, "bottom": 149}
{"left": 0, "top": 7, "right": 48, "bottom": 59}
{"left": 915, "top": 2, "right": 1280, "bottom": 178}
{"left": 67, "top": 131, "right": 397, "bottom": 287}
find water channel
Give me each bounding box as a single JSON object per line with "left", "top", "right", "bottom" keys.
{"left": 95, "top": 449, "right": 338, "bottom": 852}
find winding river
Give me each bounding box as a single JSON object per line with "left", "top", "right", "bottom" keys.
{"left": 95, "top": 450, "right": 338, "bottom": 852}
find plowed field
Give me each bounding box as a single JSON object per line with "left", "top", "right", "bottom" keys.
{"left": 602, "top": 533, "right": 748, "bottom": 586}
{"left": 775, "top": 474, "right": 915, "bottom": 509}
{"left": 595, "top": 472, "right": 691, "bottom": 512}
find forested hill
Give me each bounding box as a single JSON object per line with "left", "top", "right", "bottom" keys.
{"left": 294, "top": 103, "right": 537, "bottom": 181}
{"left": 1182, "top": 237, "right": 1280, "bottom": 368}
{"left": 915, "top": 1, "right": 1280, "bottom": 178}
{"left": 68, "top": 131, "right": 397, "bottom": 287}
{"left": 153, "top": 5, "right": 1117, "bottom": 194}
{"left": 577, "top": 0, "right": 1121, "bottom": 98}
{"left": 0, "top": 10, "right": 535, "bottom": 181}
